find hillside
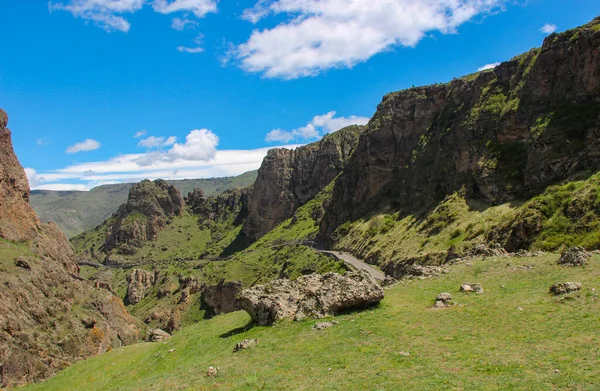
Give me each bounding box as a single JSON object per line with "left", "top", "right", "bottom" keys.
{"left": 30, "top": 171, "right": 258, "bottom": 237}
{"left": 23, "top": 252, "right": 600, "bottom": 390}
{"left": 0, "top": 108, "right": 140, "bottom": 388}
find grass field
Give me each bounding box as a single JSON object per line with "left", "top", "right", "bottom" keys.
{"left": 23, "top": 253, "right": 600, "bottom": 391}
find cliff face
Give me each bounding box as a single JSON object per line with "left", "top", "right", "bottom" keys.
{"left": 104, "top": 179, "right": 185, "bottom": 254}
{"left": 243, "top": 125, "right": 362, "bottom": 241}
{"left": 0, "top": 109, "right": 139, "bottom": 388}
{"left": 187, "top": 187, "right": 251, "bottom": 226}
{"left": 0, "top": 109, "right": 40, "bottom": 241}
{"left": 322, "top": 18, "right": 600, "bottom": 237}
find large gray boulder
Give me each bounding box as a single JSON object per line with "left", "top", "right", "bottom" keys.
{"left": 238, "top": 270, "right": 384, "bottom": 326}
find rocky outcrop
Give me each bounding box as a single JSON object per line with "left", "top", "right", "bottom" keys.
{"left": 557, "top": 247, "right": 590, "bottom": 266}
{"left": 104, "top": 179, "right": 184, "bottom": 254}
{"left": 0, "top": 109, "right": 139, "bottom": 388}
{"left": 238, "top": 270, "right": 384, "bottom": 326}
{"left": 187, "top": 187, "right": 251, "bottom": 226}
{"left": 0, "top": 109, "right": 40, "bottom": 241}
{"left": 126, "top": 269, "right": 157, "bottom": 304}
{"left": 201, "top": 279, "right": 242, "bottom": 315}
{"left": 321, "top": 18, "right": 600, "bottom": 238}
{"left": 244, "top": 126, "right": 362, "bottom": 241}
{"left": 147, "top": 329, "right": 170, "bottom": 342}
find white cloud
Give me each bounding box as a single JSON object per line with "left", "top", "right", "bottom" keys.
{"left": 477, "top": 62, "right": 500, "bottom": 71}
{"left": 137, "top": 135, "right": 177, "bottom": 148}
{"left": 134, "top": 129, "right": 218, "bottom": 165}
{"left": 540, "top": 23, "right": 557, "bottom": 34}
{"left": 50, "top": 0, "right": 217, "bottom": 32}
{"left": 66, "top": 139, "right": 101, "bottom": 154}
{"left": 266, "top": 111, "right": 369, "bottom": 142}
{"left": 49, "top": 0, "right": 144, "bottom": 32}
{"left": 153, "top": 0, "right": 217, "bottom": 17}
{"left": 235, "top": 0, "right": 508, "bottom": 78}
{"left": 25, "top": 168, "right": 45, "bottom": 189}
{"left": 171, "top": 16, "right": 198, "bottom": 30}
{"left": 134, "top": 130, "right": 147, "bottom": 138}
{"left": 177, "top": 34, "right": 204, "bottom": 53}
{"left": 26, "top": 144, "right": 303, "bottom": 191}
{"left": 37, "top": 138, "right": 50, "bottom": 146}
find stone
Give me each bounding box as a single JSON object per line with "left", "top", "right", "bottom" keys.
{"left": 207, "top": 366, "right": 218, "bottom": 377}
{"left": 460, "top": 283, "right": 484, "bottom": 293}
{"left": 147, "top": 329, "right": 171, "bottom": 342}
{"left": 549, "top": 282, "right": 582, "bottom": 295}
{"left": 557, "top": 247, "right": 590, "bottom": 267}
{"left": 201, "top": 279, "right": 242, "bottom": 315}
{"left": 232, "top": 339, "right": 259, "bottom": 353}
{"left": 382, "top": 275, "right": 398, "bottom": 287}
{"left": 239, "top": 270, "right": 384, "bottom": 326}
{"left": 436, "top": 292, "right": 452, "bottom": 302}
{"left": 313, "top": 322, "right": 334, "bottom": 330}
{"left": 15, "top": 256, "right": 31, "bottom": 270}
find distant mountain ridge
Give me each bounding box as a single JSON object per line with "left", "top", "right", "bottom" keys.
{"left": 30, "top": 171, "right": 258, "bottom": 237}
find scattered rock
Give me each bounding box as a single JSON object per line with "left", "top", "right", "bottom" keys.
{"left": 460, "top": 283, "right": 484, "bottom": 293}
{"left": 398, "top": 351, "right": 411, "bottom": 357}
{"left": 557, "top": 247, "right": 590, "bottom": 267}
{"left": 239, "top": 270, "right": 384, "bottom": 326}
{"left": 232, "top": 339, "right": 259, "bottom": 352}
{"left": 549, "top": 282, "right": 582, "bottom": 295}
{"left": 516, "top": 307, "right": 523, "bottom": 311}
{"left": 207, "top": 366, "right": 218, "bottom": 377}
{"left": 147, "top": 329, "right": 171, "bottom": 342}
{"left": 313, "top": 322, "right": 334, "bottom": 330}
{"left": 435, "top": 292, "right": 453, "bottom": 308}
{"left": 81, "top": 318, "right": 96, "bottom": 329}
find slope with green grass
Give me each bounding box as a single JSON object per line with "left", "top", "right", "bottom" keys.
{"left": 23, "top": 252, "right": 600, "bottom": 391}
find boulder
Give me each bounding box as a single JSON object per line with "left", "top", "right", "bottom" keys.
{"left": 434, "top": 292, "right": 453, "bottom": 308}
{"left": 460, "top": 283, "right": 484, "bottom": 293}
{"left": 549, "top": 282, "right": 582, "bottom": 295}
{"left": 313, "top": 321, "right": 335, "bottom": 330}
{"left": 147, "top": 329, "right": 171, "bottom": 342}
{"left": 232, "top": 339, "right": 259, "bottom": 353}
{"left": 201, "top": 279, "right": 242, "bottom": 315}
{"left": 239, "top": 270, "right": 384, "bottom": 326}
{"left": 557, "top": 247, "right": 590, "bottom": 267}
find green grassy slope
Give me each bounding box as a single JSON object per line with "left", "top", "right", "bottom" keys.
{"left": 24, "top": 253, "right": 600, "bottom": 391}
{"left": 30, "top": 171, "right": 258, "bottom": 237}
{"left": 333, "top": 172, "right": 600, "bottom": 271}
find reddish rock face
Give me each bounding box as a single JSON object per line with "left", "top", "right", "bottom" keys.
{"left": 0, "top": 108, "right": 140, "bottom": 388}
{"left": 0, "top": 108, "right": 40, "bottom": 241}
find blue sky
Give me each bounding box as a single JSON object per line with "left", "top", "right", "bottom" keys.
{"left": 0, "top": 0, "right": 598, "bottom": 190}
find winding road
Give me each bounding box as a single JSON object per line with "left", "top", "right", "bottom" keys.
{"left": 318, "top": 250, "right": 385, "bottom": 281}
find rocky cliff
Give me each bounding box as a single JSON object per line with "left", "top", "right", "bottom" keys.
{"left": 322, "top": 18, "right": 600, "bottom": 238}
{"left": 0, "top": 109, "right": 139, "bottom": 388}
{"left": 244, "top": 125, "right": 362, "bottom": 241}
{"left": 104, "top": 179, "right": 185, "bottom": 254}
{"left": 187, "top": 187, "right": 251, "bottom": 226}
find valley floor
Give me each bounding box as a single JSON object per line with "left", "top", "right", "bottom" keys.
{"left": 23, "top": 253, "right": 600, "bottom": 391}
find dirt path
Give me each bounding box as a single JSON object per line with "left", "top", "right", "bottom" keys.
{"left": 318, "top": 250, "right": 385, "bottom": 281}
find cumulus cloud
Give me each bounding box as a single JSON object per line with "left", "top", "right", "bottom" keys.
{"left": 66, "top": 139, "right": 101, "bottom": 153}
{"left": 50, "top": 0, "right": 217, "bottom": 32}
{"left": 135, "top": 129, "right": 219, "bottom": 166}
{"left": 134, "top": 130, "right": 147, "bottom": 138}
{"left": 477, "top": 62, "right": 500, "bottom": 71}
{"left": 234, "top": 0, "right": 508, "bottom": 78}
{"left": 266, "top": 111, "right": 369, "bottom": 142}
{"left": 25, "top": 168, "right": 45, "bottom": 189}
{"left": 540, "top": 23, "right": 557, "bottom": 34}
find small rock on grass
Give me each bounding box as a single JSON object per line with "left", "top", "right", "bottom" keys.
{"left": 207, "top": 366, "right": 218, "bottom": 377}
{"left": 232, "top": 339, "right": 259, "bottom": 353}
{"left": 460, "top": 283, "right": 484, "bottom": 293}
{"left": 549, "top": 282, "right": 582, "bottom": 295}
